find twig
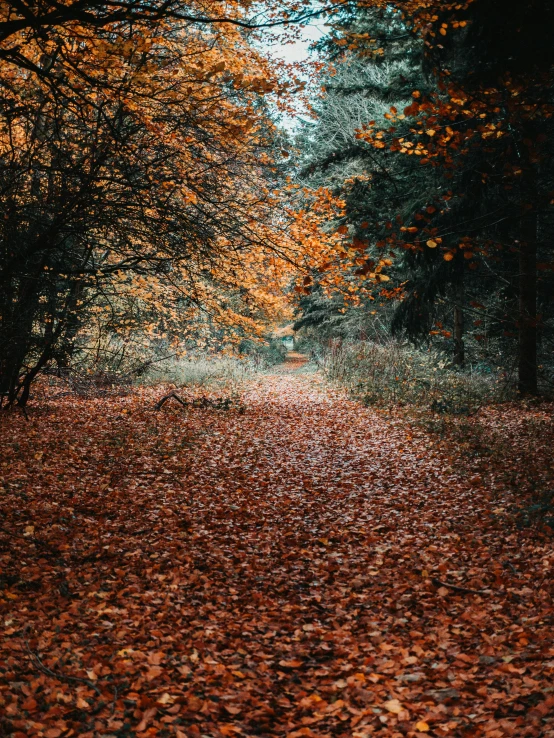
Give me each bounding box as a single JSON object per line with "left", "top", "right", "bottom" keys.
{"left": 432, "top": 577, "right": 487, "bottom": 595}
{"left": 155, "top": 392, "right": 189, "bottom": 410}
{"left": 0, "top": 524, "right": 60, "bottom": 554}
{"left": 130, "top": 353, "right": 178, "bottom": 377}
{"left": 26, "top": 640, "right": 103, "bottom": 698}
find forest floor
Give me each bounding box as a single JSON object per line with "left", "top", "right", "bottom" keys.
{"left": 1, "top": 356, "right": 553, "bottom": 738}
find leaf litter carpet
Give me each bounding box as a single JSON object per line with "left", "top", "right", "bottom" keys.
{"left": 1, "top": 369, "right": 553, "bottom": 738}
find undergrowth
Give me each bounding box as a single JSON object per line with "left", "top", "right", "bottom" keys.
{"left": 323, "top": 339, "right": 510, "bottom": 412}
{"left": 39, "top": 338, "right": 287, "bottom": 398}
{"left": 143, "top": 355, "right": 257, "bottom": 389}
{"left": 143, "top": 341, "right": 287, "bottom": 388}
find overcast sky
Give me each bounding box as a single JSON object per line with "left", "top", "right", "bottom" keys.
{"left": 264, "top": 21, "right": 327, "bottom": 66}
{"left": 261, "top": 21, "right": 327, "bottom": 130}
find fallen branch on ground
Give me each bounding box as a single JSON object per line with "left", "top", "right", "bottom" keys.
{"left": 155, "top": 391, "right": 189, "bottom": 410}
{"left": 432, "top": 577, "right": 488, "bottom": 595}
{"left": 26, "top": 641, "right": 103, "bottom": 700}
{"left": 155, "top": 391, "right": 238, "bottom": 411}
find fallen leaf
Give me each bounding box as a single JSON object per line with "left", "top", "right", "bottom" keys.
{"left": 415, "top": 721, "right": 430, "bottom": 732}
{"left": 384, "top": 699, "right": 403, "bottom": 714}
{"left": 279, "top": 659, "right": 303, "bottom": 668}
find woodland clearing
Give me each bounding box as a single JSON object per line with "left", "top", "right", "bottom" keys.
{"left": 1, "top": 357, "right": 553, "bottom": 738}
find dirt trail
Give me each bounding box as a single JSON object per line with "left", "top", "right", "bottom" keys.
{"left": 1, "top": 373, "right": 552, "bottom": 737}
{"left": 271, "top": 351, "right": 310, "bottom": 373}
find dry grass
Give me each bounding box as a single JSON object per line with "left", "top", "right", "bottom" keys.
{"left": 325, "top": 339, "right": 511, "bottom": 412}
{"left": 141, "top": 355, "right": 261, "bottom": 390}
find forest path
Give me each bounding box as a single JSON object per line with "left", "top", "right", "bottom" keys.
{"left": 271, "top": 350, "right": 311, "bottom": 374}
{"left": 1, "top": 373, "right": 552, "bottom": 737}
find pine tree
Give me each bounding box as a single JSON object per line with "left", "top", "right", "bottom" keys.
{"left": 294, "top": 2, "right": 554, "bottom": 392}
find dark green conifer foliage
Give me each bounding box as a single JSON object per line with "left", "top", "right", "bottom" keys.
{"left": 294, "top": 3, "right": 554, "bottom": 392}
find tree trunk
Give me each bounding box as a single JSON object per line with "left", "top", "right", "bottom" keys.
{"left": 453, "top": 254, "right": 465, "bottom": 367}
{"left": 0, "top": 276, "right": 41, "bottom": 405}
{"left": 453, "top": 304, "right": 465, "bottom": 367}
{"left": 518, "top": 210, "right": 538, "bottom": 395}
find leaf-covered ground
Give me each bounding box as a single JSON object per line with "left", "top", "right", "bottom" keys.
{"left": 1, "top": 360, "right": 553, "bottom": 738}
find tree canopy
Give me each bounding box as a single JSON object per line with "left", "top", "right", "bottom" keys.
{"left": 291, "top": 0, "right": 554, "bottom": 394}
{"left": 1, "top": 0, "right": 553, "bottom": 405}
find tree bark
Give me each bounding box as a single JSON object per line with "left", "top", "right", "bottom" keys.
{"left": 453, "top": 258, "right": 465, "bottom": 367}
{"left": 518, "top": 210, "right": 538, "bottom": 395}
{"left": 453, "top": 304, "right": 465, "bottom": 367}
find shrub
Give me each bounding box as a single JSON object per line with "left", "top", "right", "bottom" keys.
{"left": 238, "top": 338, "right": 287, "bottom": 368}
{"left": 141, "top": 355, "right": 257, "bottom": 389}
{"left": 324, "top": 339, "right": 511, "bottom": 411}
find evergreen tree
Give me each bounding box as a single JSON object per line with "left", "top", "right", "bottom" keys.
{"left": 294, "top": 2, "right": 554, "bottom": 392}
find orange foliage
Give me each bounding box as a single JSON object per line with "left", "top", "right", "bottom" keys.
{"left": 0, "top": 1, "right": 329, "bottom": 355}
